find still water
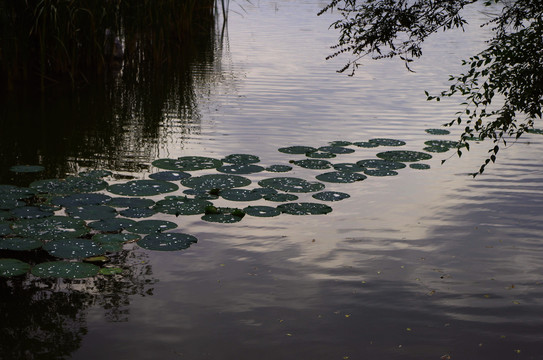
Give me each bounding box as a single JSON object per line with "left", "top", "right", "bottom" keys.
{"left": 2, "top": 1, "right": 543, "bottom": 359}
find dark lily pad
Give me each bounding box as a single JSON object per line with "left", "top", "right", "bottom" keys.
{"left": 31, "top": 261, "right": 99, "bottom": 278}
{"left": 278, "top": 146, "right": 317, "bottom": 154}
{"left": 317, "top": 146, "right": 355, "bottom": 154}
{"left": 220, "top": 189, "right": 262, "bottom": 202}
{"left": 78, "top": 170, "right": 113, "bottom": 178}
{"left": 243, "top": 206, "right": 281, "bottom": 217}
{"left": 0, "top": 222, "right": 13, "bottom": 236}
{"left": 356, "top": 159, "right": 406, "bottom": 170}
{"left": 10, "top": 165, "right": 45, "bottom": 173}
{"left": 149, "top": 171, "right": 191, "bottom": 181}
{"left": 0, "top": 258, "right": 31, "bottom": 277}
{"left": 201, "top": 207, "right": 245, "bottom": 223}
{"left": 315, "top": 171, "right": 367, "bottom": 183}
{"left": 93, "top": 233, "right": 140, "bottom": 252}
{"left": 277, "top": 202, "right": 333, "bottom": 215}
{"left": 258, "top": 177, "right": 325, "bottom": 193}
{"left": 265, "top": 165, "right": 292, "bottom": 172}
{"left": 312, "top": 191, "right": 350, "bottom": 202}
{"left": 107, "top": 197, "right": 155, "bottom": 208}
{"left": 43, "top": 238, "right": 105, "bottom": 259}
{"left": 425, "top": 128, "right": 450, "bottom": 135}
{"left": 30, "top": 176, "right": 108, "bottom": 195}
{"left": 10, "top": 206, "right": 54, "bottom": 219}
{"left": 329, "top": 141, "right": 353, "bottom": 146}
{"left": 0, "top": 197, "right": 25, "bottom": 210}
{"left": 182, "top": 189, "right": 219, "bottom": 200}
{"left": 181, "top": 174, "right": 251, "bottom": 191}
{"left": 88, "top": 218, "right": 137, "bottom": 232}
{"left": 526, "top": 128, "right": 543, "bottom": 134}
{"left": 423, "top": 140, "right": 460, "bottom": 153}
{"left": 126, "top": 220, "right": 177, "bottom": 234}
{"left": 376, "top": 150, "right": 432, "bottom": 162}
{"left": 12, "top": 216, "right": 88, "bottom": 240}
{"left": 154, "top": 198, "right": 213, "bottom": 215}
{"left": 217, "top": 164, "right": 265, "bottom": 174}
{"left": 410, "top": 163, "right": 431, "bottom": 170}
{"left": 222, "top": 154, "right": 261, "bottom": 164}
{"left": 0, "top": 210, "right": 11, "bottom": 220}
{"left": 99, "top": 267, "right": 123, "bottom": 275}
{"left": 251, "top": 187, "right": 278, "bottom": 196}
{"left": 0, "top": 237, "right": 42, "bottom": 251}
{"left": 353, "top": 141, "right": 379, "bottom": 148}
{"left": 423, "top": 145, "right": 451, "bottom": 153}
{"left": 305, "top": 151, "right": 337, "bottom": 159}
{"left": 119, "top": 207, "right": 157, "bottom": 218}
{"left": 138, "top": 232, "right": 198, "bottom": 251}
{"left": 51, "top": 193, "right": 112, "bottom": 207}
{"left": 108, "top": 180, "right": 178, "bottom": 196}
{"left": 364, "top": 169, "right": 399, "bottom": 177}
{"left": 152, "top": 156, "right": 223, "bottom": 171}
{"left": 291, "top": 159, "right": 332, "bottom": 170}
{"left": 263, "top": 193, "right": 299, "bottom": 202}
{"left": 368, "top": 138, "right": 406, "bottom": 147}
{"left": 332, "top": 163, "right": 366, "bottom": 172}
{"left": 0, "top": 185, "right": 35, "bottom": 199}
{"left": 66, "top": 205, "right": 117, "bottom": 220}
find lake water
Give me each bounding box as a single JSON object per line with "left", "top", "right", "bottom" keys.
{"left": 1, "top": 1, "right": 543, "bottom": 359}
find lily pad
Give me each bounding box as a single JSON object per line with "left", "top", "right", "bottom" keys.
{"left": 201, "top": 207, "right": 245, "bottom": 223}
{"left": 181, "top": 174, "right": 251, "bottom": 191}
{"left": 119, "top": 207, "right": 157, "bottom": 218}
{"left": 220, "top": 189, "right": 262, "bottom": 202}
{"left": 88, "top": 218, "right": 137, "bottom": 232}
{"left": 258, "top": 177, "right": 325, "bottom": 193}
{"left": 222, "top": 154, "right": 261, "bottom": 164}
{"left": 0, "top": 197, "right": 25, "bottom": 210}
{"left": 108, "top": 180, "right": 178, "bottom": 196}
{"left": 332, "top": 163, "right": 366, "bottom": 172}
{"left": 312, "top": 191, "right": 350, "bottom": 202}
{"left": 317, "top": 146, "right": 355, "bottom": 154}
{"left": 356, "top": 159, "right": 406, "bottom": 170}
{"left": 353, "top": 141, "right": 379, "bottom": 148}
{"left": 410, "top": 163, "right": 431, "bottom": 170}
{"left": 66, "top": 205, "right": 117, "bottom": 220}
{"left": 291, "top": 159, "right": 332, "bottom": 170}
{"left": 368, "top": 138, "right": 406, "bottom": 147}
{"left": 376, "top": 150, "right": 432, "bottom": 162}
{"left": 152, "top": 156, "right": 223, "bottom": 171}
{"left": 154, "top": 198, "right": 213, "bottom": 215}
{"left": 329, "top": 141, "right": 353, "bottom": 146}
{"left": 266, "top": 165, "right": 292, "bottom": 172}
{"left": 306, "top": 151, "right": 337, "bottom": 159}
{"left": 10, "top": 206, "right": 54, "bottom": 219}
{"left": 30, "top": 176, "right": 108, "bottom": 195}
{"left": 12, "top": 216, "right": 88, "bottom": 240}
{"left": 51, "top": 193, "right": 112, "bottom": 207}
{"left": 526, "top": 128, "right": 543, "bottom": 134}
{"left": 0, "top": 258, "right": 31, "bottom": 277}
{"left": 31, "top": 261, "right": 99, "bottom": 278}
{"left": 99, "top": 267, "right": 123, "bottom": 275}
{"left": 278, "top": 146, "right": 317, "bottom": 154}
{"left": 43, "top": 238, "right": 105, "bottom": 259}
{"left": 149, "top": 171, "right": 191, "bottom": 181}
{"left": 93, "top": 233, "right": 140, "bottom": 252}
{"left": 315, "top": 171, "right": 367, "bottom": 183}
{"left": 425, "top": 128, "right": 451, "bottom": 135}
{"left": 138, "top": 232, "right": 197, "bottom": 251}
{"left": 0, "top": 185, "right": 35, "bottom": 199}
{"left": 182, "top": 189, "right": 219, "bottom": 200}
{"left": 364, "top": 169, "right": 399, "bottom": 176}
{"left": 423, "top": 140, "right": 460, "bottom": 153}
{"left": 126, "top": 220, "right": 177, "bottom": 234}
{"left": 107, "top": 197, "right": 155, "bottom": 208}
{"left": 277, "top": 202, "right": 333, "bottom": 215}
{"left": 217, "top": 164, "right": 265, "bottom": 174}
{"left": 10, "top": 165, "right": 45, "bottom": 173}
{"left": 0, "top": 237, "right": 43, "bottom": 251}
{"left": 263, "top": 193, "right": 299, "bottom": 202}
{"left": 243, "top": 206, "right": 281, "bottom": 217}
{"left": 0, "top": 222, "right": 13, "bottom": 236}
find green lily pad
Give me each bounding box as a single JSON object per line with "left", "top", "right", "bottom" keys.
{"left": 107, "top": 197, "right": 155, "bottom": 208}
{"left": 0, "top": 210, "right": 11, "bottom": 220}
{"left": 0, "top": 222, "right": 13, "bottom": 236}
{"left": 12, "top": 216, "right": 88, "bottom": 240}
{"left": 332, "top": 163, "right": 366, "bottom": 172}
{"left": 78, "top": 169, "right": 113, "bottom": 178}
{"left": 526, "top": 128, "right": 543, "bottom": 134}
{"left": 317, "top": 146, "right": 355, "bottom": 154}
{"left": 376, "top": 150, "right": 432, "bottom": 162}
{"left": 291, "top": 159, "right": 332, "bottom": 170}
{"left": 356, "top": 159, "right": 406, "bottom": 170}
{"left": 278, "top": 146, "right": 317, "bottom": 154}
{"left": 99, "top": 267, "right": 123, "bottom": 275}
{"left": 329, "top": 141, "right": 353, "bottom": 146}
{"left": 201, "top": 207, "right": 245, "bottom": 223}
{"left": 154, "top": 198, "right": 213, "bottom": 215}
{"left": 138, "top": 232, "right": 198, "bottom": 251}
{"left": 368, "top": 138, "right": 406, "bottom": 147}
{"left": 266, "top": 165, "right": 293, "bottom": 172}
{"left": 364, "top": 169, "right": 399, "bottom": 176}
{"left": 0, "top": 197, "right": 25, "bottom": 210}
{"left": 353, "top": 141, "right": 379, "bottom": 148}
{"left": 10, "top": 206, "right": 54, "bottom": 219}
{"left": 222, "top": 154, "right": 261, "bottom": 164}
{"left": 10, "top": 165, "right": 45, "bottom": 173}
{"left": 126, "top": 220, "right": 177, "bottom": 234}
{"left": 0, "top": 237, "right": 43, "bottom": 251}
{"left": 30, "top": 176, "right": 108, "bottom": 195}
{"left": 425, "top": 128, "right": 451, "bottom": 135}
{"left": 263, "top": 193, "right": 299, "bottom": 202}
{"left": 152, "top": 156, "right": 223, "bottom": 171}
{"left": 31, "top": 261, "right": 99, "bottom": 278}
{"left": 66, "top": 205, "right": 117, "bottom": 220}
{"left": 277, "top": 202, "right": 333, "bottom": 215}
{"left": 217, "top": 164, "right": 265, "bottom": 174}
{"left": 181, "top": 174, "right": 251, "bottom": 191}
{"left": 0, "top": 185, "right": 35, "bottom": 198}
{"left": 312, "top": 191, "right": 350, "bottom": 202}
{"left": 410, "top": 163, "right": 431, "bottom": 170}
{"left": 423, "top": 145, "right": 451, "bottom": 153}
{"left": 0, "top": 258, "right": 31, "bottom": 277}
{"left": 88, "top": 218, "right": 137, "bottom": 232}
{"left": 258, "top": 177, "right": 325, "bottom": 193}
{"left": 93, "top": 233, "right": 140, "bottom": 252}
{"left": 51, "top": 193, "right": 112, "bottom": 207}
{"left": 108, "top": 180, "right": 178, "bottom": 196}
{"left": 243, "top": 206, "right": 281, "bottom": 217}
{"left": 220, "top": 189, "right": 262, "bottom": 202}
{"left": 43, "top": 238, "right": 105, "bottom": 259}
{"left": 305, "top": 151, "right": 337, "bottom": 159}
{"left": 423, "top": 140, "right": 460, "bottom": 152}
{"left": 119, "top": 207, "right": 157, "bottom": 218}
{"left": 182, "top": 189, "right": 219, "bottom": 200}
{"left": 148, "top": 171, "right": 191, "bottom": 181}
{"left": 315, "top": 171, "right": 367, "bottom": 183}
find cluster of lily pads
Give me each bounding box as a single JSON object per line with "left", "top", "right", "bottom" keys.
{"left": 1, "top": 127, "right": 517, "bottom": 279}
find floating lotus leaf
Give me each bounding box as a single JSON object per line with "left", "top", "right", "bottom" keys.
{"left": 356, "top": 159, "right": 406, "bottom": 170}
{"left": 305, "top": 151, "right": 337, "bottom": 159}
{"left": 315, "top": 171, "right": 367, "bottom": 183}
{"left": 291, "top": 159, "right": 332, "bottom": 170}
{"left": 10, "top": 206, "right": 54, "bottom": 219}
{"left": 423, "top": 145, "right": 450, "bottom": 153}
{"left": 107, "top": 197, "right": 155, "bottom": 208}
{"left": 152, "top": 156, "right": 223, "bottom": 171}
{"left": 108, "top": 180, "right": 178, "bottom": 196}
{"left": 119, "top": 207, "right": 156, "bottom": 218}
{"left": 51, "top": 193, "right": 112, "bottom": 207}
{"left": 138, "top": 232, "right": 198, "bottom": 251}
{"left": 263, "top": 193, "right": 299, "bottom": 202}
{"left": 353, "top": 141, "right": 379, "bottom": 148}
{"left": 0, "top": 185, "right": 35, "bottom": 198}
{"left": 99, "top": 267, "right": 123, "bottom": 275}
{"left": 265, "top": 165, "right": 292, "bottom": 172}
{"left": 0, "top": 210, "right": 10, "bottom": 220}
{"left": 0, "top": 237, "right": 42, "bottom": 251}
{"left": 312, "top": 191, "right": 350, "bottom": 202}
{"left": 376, "top": 150, "right": 432, "bottom": 162}
{"left": 251, "top": 187, "right": 278, "bottom": 196}
{"left": 66, "top": 205, "right": 117, "bottom": 220}
{"left": 220, "top": 189, "right": 262, "bottom": 202}
{"left": 30, "top": 176, "right": 107, "bottom": 195}
{"left": 258, "top": 177, "right": 325, "bottom": 193}
{"left": 0, "top": 222, "right": 13, "bottom": 236}
{"left": 364, "top": 169, "right": 399, "bottom": 177}
{"left": 222, "top": 154, "right": 261, "bottom": 164}
{"left": 93, "top": 233, "right": 140, "bottom": 252}
{"left": 278, "top": 146, "right": 317, "bottom": 154}
{"left": 88, "top": 218, "right": 137, "bottom": 232}
{"left": 368, "top": 138, "right": 406, "bottom": 147}
{"left": 329, "top": 141, "right": 352, "bottom": 146}
{"left": 182, "top": 189, "right": 219, "bottom": 200}
{"left": 423, "top": 140, "right": 459, "bottom": 153}
{"left": 126, "top": 220, "right": 177, "bottom": 234}
{"left": 154, "top": 198, "right": 213, "bottom": 215}
{"left": 243, "top": 206, "right": 281, "bottom": 217}
{"left": 149, "top": 171, "right": 191, "bottom": 181}
{"left": 217, "top": 164, "right": 265, "bottom": 174}
{"left": 332, "top": 163, "right": 366, "bottom": 172}
{"left": 317, "top": 146, "right": 355, "bottom": 154}
{"left": 10, "top": 165, "right": 45, "bottom": 173}
{"left": 43, "top": 238, "right": 105, "bottom": 259}
{"left": 526, "top": 128, "right": 543, "bottom": 134}
{"left": 410, "top": 163, "right": 431, "bottom": 170}
{"left": 201, "top": 207, "right": 245, "bottom": 223}
{"left": 0, "top": 197, "right": 25, "bottom": 210}
{"left": 12, "top": 216, "right": 88, "bottom": 239}
{"left": 31, "top": 261, "right": 99, "bottom": 278}
{"left": 425, "top": 128, "right": 450, "bottom": 135}
{"left": 78, "top": 170, "right": 113, "bottom": 178}
{"left": 0, "top": 258, "right": 31, "bottom": 277}
{"left": 277, "top": 202, "right": 333, "bottom": 215}
{"left": 181, "top": 174, "right": 251, "bottom": 191}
